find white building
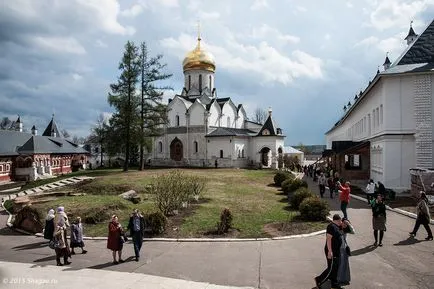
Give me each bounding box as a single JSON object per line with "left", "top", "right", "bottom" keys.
{"left": 283, "top": 146, "right": 305, "bottom": 165}
{"left": 151, "top": 34, "right": 285, "bottom": 168}
{"left": 325, "top": 20, "right": 434, "bottom": 192}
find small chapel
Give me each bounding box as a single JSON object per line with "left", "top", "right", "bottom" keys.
{"left": 151, "top": 32, "right": 285, "bottom": 168}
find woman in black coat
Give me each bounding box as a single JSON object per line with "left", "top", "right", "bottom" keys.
{"left": 44, "top": 209, "right": 55, "bottom": 240}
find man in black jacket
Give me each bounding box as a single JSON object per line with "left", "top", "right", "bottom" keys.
{"left": 127, "top": 209, "right": 145, "bottom": 261}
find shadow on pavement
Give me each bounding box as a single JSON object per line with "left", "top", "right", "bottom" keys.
{"left": 33, "top": 255, "right": 56, "bottom": 263}
{"left": 13, "top": 241, "right": 48, "bottom": 250}
{"left": 350, "top": 244, "right": 377, "bottom": 256}
{"left": 84, "top": 256, "right": 136, "bottom": 270}
{"left": 393, "top": 236, "right": 422, "bottom": 246}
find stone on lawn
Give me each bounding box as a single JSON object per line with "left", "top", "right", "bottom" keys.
{"left": 119, "top": 190, "right": 141, "bottom": 204}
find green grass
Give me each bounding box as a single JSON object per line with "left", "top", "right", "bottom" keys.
{"left": 30, "top": 168, "right": 323, "bottom": 238}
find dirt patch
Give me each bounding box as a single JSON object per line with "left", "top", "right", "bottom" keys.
{"left": 263, "top": 220, "right": 327, "bottom": 237}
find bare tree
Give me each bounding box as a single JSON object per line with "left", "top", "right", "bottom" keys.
{"left": 61, "top": 129, "right": 70, "bottom": 138}
{"left": 0, "top": 117, "right": 13, "bottom": 130}
{"left": 252, "top": 108, "right": 268, "bottom": 124}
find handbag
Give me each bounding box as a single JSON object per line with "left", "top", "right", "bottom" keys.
{"left": 48, "top": 238, "right": 59, "bottom": 250}
{"left": 345, "top": 245, "right": 351, "bottom": 256}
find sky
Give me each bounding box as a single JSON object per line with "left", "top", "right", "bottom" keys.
{"left": 1, "top": 0, "right": 434, "bottom": 145}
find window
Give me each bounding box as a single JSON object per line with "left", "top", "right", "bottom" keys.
{"left": 238, "top": 150, "right": 241, "bottom": 158}
{"left": 194, "top": 141, "right": 198, "bottom": 153}
{"left": 220, "top": 150, "right": 223, "bottom": 158}
{"left": 176, "top": 115, "right": 180, "bottom": 127}
{"left": 188, "top": 75, "right": 191, "bottom": 89}
{"left": 158, "top": 141, "right": 163, "bottom": 153}
{"left": 0, "top": 165, "right": 3, "bottom": 172}
{"left": 199, "top": 74, "right": 202, "bottom": 91}
{"left": 344, "top": 154, "right": 361, "bottom": 170}
{"left": 242, "top": 149, "right": 245, "bottom": 158}
{"left": 227, "top": 116, "right": 230, "bottom": 127}
{"left": 380, "top": 105, "right": 383, "bottom": 125}
{"left": 209, "top": 75, "right": 212, "bottom": 90}
{"left": 373, "top": 110, "right": 376, "bottom": 128}
{"left": 262, "top": 129, "right": 270, "bottom": 135}
{"left": 94, "top": 147, "right": 99, "bottom": 153}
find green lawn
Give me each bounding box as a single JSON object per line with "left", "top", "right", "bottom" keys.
{"left": 31, "top": 168, "right": 321, "bottom": 238}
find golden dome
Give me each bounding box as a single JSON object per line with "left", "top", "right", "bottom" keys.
{"left": 182, "top": 38, "right": 215, "bottom": 72}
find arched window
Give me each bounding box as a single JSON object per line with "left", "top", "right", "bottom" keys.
{"left": 188, "top": 75, "right": 191, "bottom": 89}
{"left": 238, "top": 150, "right": 241, "bottom": 158}
{"left": 209, "top": 75, "right": 212, "bottom": 90}
{"left": 242, "top": 149, "right": 245, "bottom": 158}
{"left": 0, "top": 165, "right": 3, "bottom": 172}
{"left": 194, "top": 141, "right": 198, "bottom": 153}
{"left": 158, "top": 141, "right": 163, "bottom": 153}
{"left": 176, "top": 115, "right": 180, "bottom": 127}
{"left": 199, "top": 74, "right": 202, "bottom": 91}
{"left": 227, "top": 116, "right": 230, "bottom": 127}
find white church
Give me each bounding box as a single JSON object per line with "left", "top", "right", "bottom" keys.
{"left": 151, "top": 33, "right": 285, "bottom": 168}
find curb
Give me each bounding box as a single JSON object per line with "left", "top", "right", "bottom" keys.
{"left": 350, "top": 194, "right": 434, "bottom": 225}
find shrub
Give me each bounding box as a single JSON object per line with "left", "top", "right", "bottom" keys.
{"left": 282, "top": 178, "right": 308, "bottom": 194}
{"left": 3, "top": 200, "right": 14, "bottom": 213}
{"left": 150, "top": 170, "right": 207, "bottom": 216}
{"left": 290, "top": 187, "right": 315, "bottom": 210}
{"left": 299, "top": 197, "right": 330, "bottom": 221}
{"left": 217, "top": 208, "right": 233, "bottom": 234}
{"left": 145, "top": 212, "right": 167, "bottom": 235}
{"left": 273, "top": 171, "right": 295, "bottom": 187}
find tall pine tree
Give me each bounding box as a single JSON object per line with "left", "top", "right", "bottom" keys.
{"left": 138, "top": 42, "right": 172, "bottom": 170}
{"left": 108, "top": 41, "right": 140, "bottom": 172}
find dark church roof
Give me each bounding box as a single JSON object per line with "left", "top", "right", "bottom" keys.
{"left": 42, "top": 116, "right": 63, "bottom": 138}
{"left": 17, "top": 135, "right": 87, "bottom": 154}
{"left": 404, "top": 25, "right": 417, "bottom": 40}
{"left": 257, "top": 114, "right": 283, "bottom": 136}
{"left": 206, "top": 127, "right": 257, "bottom": 137}
{"left": 398, "top": 19, "right": 434, "bottom": 65}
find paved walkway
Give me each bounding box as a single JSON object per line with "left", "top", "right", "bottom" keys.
{"left": 0, "top": 176, "right": 433, "bottom": 288}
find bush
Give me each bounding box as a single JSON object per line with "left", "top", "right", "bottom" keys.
{"left": 299, "top": 197, "right": 330, "bottom": 221}
{"left": 217, "top": 208, "right": 233, "bottom": 234}
{"left": 290, "top": 187, "right": 315, "bottom": 210}
{"left": 3, "top": 200, "right": 14, "bottom": 213}
{"left": 145, "top": 212, "right": 167, "bottom": 235}
{"left": 273, "top": 171, "right": 295, "bottom": 187}
{"left": 149, "top": 170, "right": 207, "bottom": 216}
{"left": 282, "top": 178, "right": 308, "bottom": 194}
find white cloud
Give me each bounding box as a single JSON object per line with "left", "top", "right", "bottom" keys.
{"left": 366, "top": 0, "right": 433, "bottom": 31}
{"left": 72, "top": 73, "right": 82, "bottom": 80}
{"left": 251, "top": 0, "right": 268, "bottom": 10}
{"left": 251, "top": 24, "right": 300, "bottom": 44}
{"left": 31, "top": 36, "right": 86, "bottom": 54}
{"left": 160, "top": 33, "right": 322, "bottom": 85}
{"left": 198, "top": 11, "right": 220, "bottom": 20}
{"left": 355, "top": 34, "right": 406, "bottom": 56}
{"left": 296, "top": 6, "right": 307, "bottom": 12}
{"left": 324, "top": 34, "right": 331, "bottom": 40}
{"left": 158, "top": 0, "right": 179, "bottom": 7}
{"left": 346, "top": 2, "right": 353, "bottom": 8}
{"left": 95, "top": 39, "right": 108, "bottom": 48}
{"left": 120, "top": 3, "right": 144, "bottom": 18}
{"left": 354, "top": 36, "right": 379, "bottom": 47}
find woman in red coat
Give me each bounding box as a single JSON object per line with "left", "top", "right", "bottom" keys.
{"left": 107, "top": 215, "right": 124, "bottom": 264}
{"left": 338, "top": 181, "right": 351, "bottom": 219}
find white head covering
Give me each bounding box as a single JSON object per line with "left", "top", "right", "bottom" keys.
{"left": 46, "top": 209, "right": 55, "bottom": 221}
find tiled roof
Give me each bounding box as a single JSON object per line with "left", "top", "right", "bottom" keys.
{"left": 257, "top": 114, "right": 283, "bottom": 136}
{"left": 42, "top": 116, "right": 63, "bottom": 138}
{"left": 0, "top": 131, "right": 32, "bottom": 156}
{"left": 398, "top": 20, "right": 434, "bottom": 65}
{"left": 206, "top": 127, "right": 257, "bottom": 137}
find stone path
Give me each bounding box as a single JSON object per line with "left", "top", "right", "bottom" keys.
{"left": 0, "top": 175, "right": 433, "bottom": 288}
{"left": 0, "top": 176, "right": 94, "bottom": 204}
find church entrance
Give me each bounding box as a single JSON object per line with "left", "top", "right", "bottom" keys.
{"left": 260, "top": 147, "right": 271, "bottom": 167}
{"left": 170, "top": 138, "right": 183, "bottom": 161}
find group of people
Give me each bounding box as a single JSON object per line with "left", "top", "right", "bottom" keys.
{"left": 43, "top": 207, "right": 87, "bottom": 266}
{"left": 43, "top": 207, "right": 147, "bottom": 266}
{"left": 308, "top": 168, "right": 433, "bottom": 288}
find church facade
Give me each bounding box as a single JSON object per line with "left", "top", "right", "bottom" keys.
{"left": 151, "top": 34, "right": 285, "bottom": 168}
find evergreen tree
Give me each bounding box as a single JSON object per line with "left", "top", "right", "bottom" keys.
{"left": 138, "top": 42, "right": 172, "bottom": 170}
{"left": 108, "top": 41, "right": 141, "bottom": 172}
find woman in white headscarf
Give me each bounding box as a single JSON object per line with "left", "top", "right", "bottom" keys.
{"left": 55, "top": 207, "right": 71, "bottom": 258}
{"left": 44, "top": 209, "right": 55, "bottom": 240}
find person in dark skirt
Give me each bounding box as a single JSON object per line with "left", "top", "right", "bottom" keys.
{"left": 370, "top": 194, "right": 387, "bottom": 246}
{"left": 409, "top": 192, "right": 433, "bottom": 241}
{"left": 53, "top": 221, "right": 71, "bottom": 266}
{"left": 107, "top": 215, "right": 124, "bottom": 264}
{"left": 70, "top": 217, "right": 87, "bottom": 254}
{"left": 44, "top": 209, "right": 55, "bottom": 241}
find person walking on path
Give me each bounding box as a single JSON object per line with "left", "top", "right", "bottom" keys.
{"left": 53, "top": 220, "right": 71, "bottom": 266}
{"left": 54, "top": 206, "right": 71, "bottom": 259}
{"left": 314, "top": 214, "right": 343, "bottom": 289}
{"left": 337, "top": 181, "right": 351, "bottom": 220}
{"left": 107, "top": 215, "right": 125, "bottom": 264}
{"left": 127, "top": 209, "right": 145, "bottom": 261}
{"left": 409, "top": 192, "right": 433, "bottom": 241}
{"left": 70, "top": 217, "right": 87, "bottom": 255}
{"left": 365, "top": 179, "right": 376, "bottom": 204}
{"left": 336, "top": 218, "right": 354, "bottom": 288}
{"left": 318, "top": 173, "right": 327, "bottom": 198}
{"left": 370, "top": 194, "right": 387, "bottom": 246}
{"left": 43, "top": 209, "right": 55, "bottom": 241}
{"left": 327, "top": 176, "right": 335, "bottom": 199}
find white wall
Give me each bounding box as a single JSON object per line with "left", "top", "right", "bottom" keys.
{"left": 189, "top": 102, "right": 206, "bottom": 125}
{"left": 221, "top": 102, "right": 237, "bottom": 128}
{"left": 236, "top": 111, "right": 245, "bottom": 129}
{"left": 208, "top": 102, "right": 220, "bottom": 127}
{"left": 184, "top": 70, "right": 214, "bottom": 92}
{"left": 168, "top": 97, "right": 189, "bottom": 127}
{"left": 207, "top": 137, "right": 233, "bottom": 159}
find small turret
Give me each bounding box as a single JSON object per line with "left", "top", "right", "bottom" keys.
{"left": 404, "top": 21, "right": 418, "bottom": 45}
{"left": 15, "top": 115, "right": 23, "bottom": 132}
{"left": 383, "top": 53, "right": 391, "bottom": 70}
{"left": 31, "top": 125, "right": 37, "bottom": 136}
